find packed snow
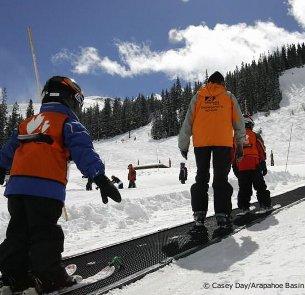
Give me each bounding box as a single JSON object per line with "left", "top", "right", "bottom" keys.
{"left": 1, "top": 67, "right": 305, "bottom": 294}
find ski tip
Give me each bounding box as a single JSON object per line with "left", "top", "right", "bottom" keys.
{"left": 65, "top": 264, "right": 77, "bottom": 276}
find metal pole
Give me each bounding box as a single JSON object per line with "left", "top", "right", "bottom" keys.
{"left": 27, "top": 26, "right": 41, "bottom": 100}
{"left": 63, "top": 206, "right": 68, "bottom": 221}
{"left": 285, "top": 123, "right": 293, "bottom": 172}
{"left": 28, "top": 26, "right": 68, "bottom": 221}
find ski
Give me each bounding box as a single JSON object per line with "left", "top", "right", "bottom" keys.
{"left": 21, "top": 257, "right": 124, "bottom": 295}
{"left": 236, "top": 205, "right": 256, "bottom": 216}
{"left": 65, "top": 264, "right": 77, "bottom": 276}
{"left": 57, "top": 256, "right": 124, "bottom": 295}
{"left": 255, "top": 204, "right": 281, "bottom": 214}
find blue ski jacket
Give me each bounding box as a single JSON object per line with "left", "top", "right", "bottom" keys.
{"left": 0, "top": 102, "right": 105, "bottom": 203}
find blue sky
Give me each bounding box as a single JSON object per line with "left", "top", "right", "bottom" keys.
{"left": 1, "top": 0, "right": 305, "bottom": 103}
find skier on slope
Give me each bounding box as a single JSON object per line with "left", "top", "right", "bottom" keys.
{"left": 179, "top": 162, "right": 188, "bottom": 184}
{"left": 127, "top": 164, "right": 136, "bottom": 188}
{"left": 111, "top": 175, "right": 123, "bottom": 189}
{"left": 0, "top": 76, "right": 121, "bottom": 294}
{"left": 232, "top": 114, "right": 272, "bottom": 214}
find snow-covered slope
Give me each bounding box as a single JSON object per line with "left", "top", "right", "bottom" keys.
{"left": 1, "top": 68, "right": 305, "bottom": 295}
{"left": 252, "top": 67, "right": 305, "bottom": 166}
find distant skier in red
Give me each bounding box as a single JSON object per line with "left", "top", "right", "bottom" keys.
{"left": 128, "top": 164, "right": 136, "bottom": 188}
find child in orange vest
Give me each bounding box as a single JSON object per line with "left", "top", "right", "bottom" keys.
{"left": 0, "top": 76, "right": 121, "bottom": 294}
{"left": 232, "top": 115, "right": 271, "bottom": 213}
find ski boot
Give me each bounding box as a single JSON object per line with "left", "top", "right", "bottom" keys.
{"left": 193, "top": 211, "right": 206, "bottom": 227}
{"left": 216, "top": 213, "right": 232, "bottom": 228}
{"left": 31, "top": 267, "right": 79, "bottom": 294}
{"left": 212, "top": 213, "right": 233, "bottom": 238}
{"left": 0, "top": 273, "right": 34, "bottom": 295}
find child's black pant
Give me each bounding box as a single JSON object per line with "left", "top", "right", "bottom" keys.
{"left": 237, "top": 169, "right": 271, "bottom": 209}
{"left": 128, "top": 180, "right": 136, "bottom": 188}
{"left": 0, "top": 196, "right": 64, "bottom": 279}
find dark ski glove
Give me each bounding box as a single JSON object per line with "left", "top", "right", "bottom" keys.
{"left": 235, "top": 144, "right": 244, "bottom": 162}
{"left": 94, "top": 174, "right": 122, "bottom": 204}
{"left": 180, "top": 150, "right": 188, "bottom": 160}
{"left": 260, "top": 161, "right": 267, "bottom": 176}
{"left": 0, "top": 167, "right": 6, "bottom": 185}
{"left": 86, "top": 180, "right": 93, "bottom": 191}
{"left": 232, "top": 165, "right": 239, "bottom": 177}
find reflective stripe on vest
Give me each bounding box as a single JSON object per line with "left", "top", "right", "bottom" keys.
{"left": 10, "top": 112, "right": 70, "bottom": 185}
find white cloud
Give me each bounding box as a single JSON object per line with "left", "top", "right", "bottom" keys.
{"left": 53, "top": 21, "right": 305, "bottom": 82}
{"left": 288, "top": 0, "right": 305, "bottom": 29}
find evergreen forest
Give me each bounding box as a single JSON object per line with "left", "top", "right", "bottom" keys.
{"left": 0, "top": 43, "right": 305, "bottom": 146}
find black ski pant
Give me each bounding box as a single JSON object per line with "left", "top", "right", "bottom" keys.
{"left": 128, "top": 180, "right": 136, "bottom": 188}
{"left": 0, "top": 196, "right": 64, "bottom": 280}
{"left": 237, "top": 169, "right": 271, "bottom": 209}
{"left": 191, "top": 146, "right": 233, "bottom": 215}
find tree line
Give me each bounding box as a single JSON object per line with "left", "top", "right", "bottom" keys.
{"left": 151, "top": 42, "right": 305, "bottom": 139}
{"left": 0, "top": 90, "right": 35, "bottom": 147}
{"left": 0, "top": 42, "right": 305, "bottom": 145}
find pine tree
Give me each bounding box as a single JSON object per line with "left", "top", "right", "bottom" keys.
{"left": 26, "top": 99, "right": 35, "bottom": 118}
{"left": 151, "top": 110, "right": 165, "bottom": 139}
{"left": 0, "top": 88, "right": 8, "bottom": 146}
{"left": 110, "top": 98, "right": 123, "bottom": 136}
{"left": 179, "top": 82, "right": 192, "bottom": 127}
{"left": 92, "top": 103, "right": 101, "bottom": 140}
{"left": 5, "top": 102, "right": 22, "bottom": 139}
{"left": 100, "top": 99, "right": 112, "bottom": 138}
{"left": 287, "top": 44, "right": 298, "bottom": 68}
{"left": 204, "top": 69, "right": 209, "bottom": 85}
{"left": 120, "top": 98, "right": 133, "bottom": 137}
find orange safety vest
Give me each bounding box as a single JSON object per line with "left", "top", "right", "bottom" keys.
{"left": 191, "top": 83, "right": 239, "bottom": 147}
{"left": 242, "top": 129, "right": 259, "bottom": 157}
{"left": 237, "top": 128, "right": 260, "bottom": 170}
{"left": 10, "top": 112, "right": 70, "bottom": 185}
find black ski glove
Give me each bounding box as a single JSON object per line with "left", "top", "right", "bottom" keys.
{"left": 260, "top": 161, "right": 267, "bottom": 176}
{"left": 235, "top": 144, "right": 244, "bottom": 162}
{"left": 0, "top": 167, "right": 6, "bottom": 185}
{"left": 180, "top": 150, "right": 188, "bottom": 160}
{"left": 86, "top": 179, "right": 93, "bottom": 191}
{"left": 232, "top": 165, "right": 239, "bottom": 177}
{"left": 94, "top": 174, "right": 122, "bottom": 204}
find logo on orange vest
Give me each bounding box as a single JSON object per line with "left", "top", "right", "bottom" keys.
{"left": 205, "top": 96, "right": 216, "bottom": 102}
{"left": 26, "top": 114, "right": 50, "bottom": 134}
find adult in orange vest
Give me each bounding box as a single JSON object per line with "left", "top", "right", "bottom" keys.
{"left": 0, "top": 76, "right": 121, "bottom": 294}
{"left": 178, "top": 71, "right": 245, "bottom": 229}
{"left": 232, "top": 115, "right": 271, "bottom": 213}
